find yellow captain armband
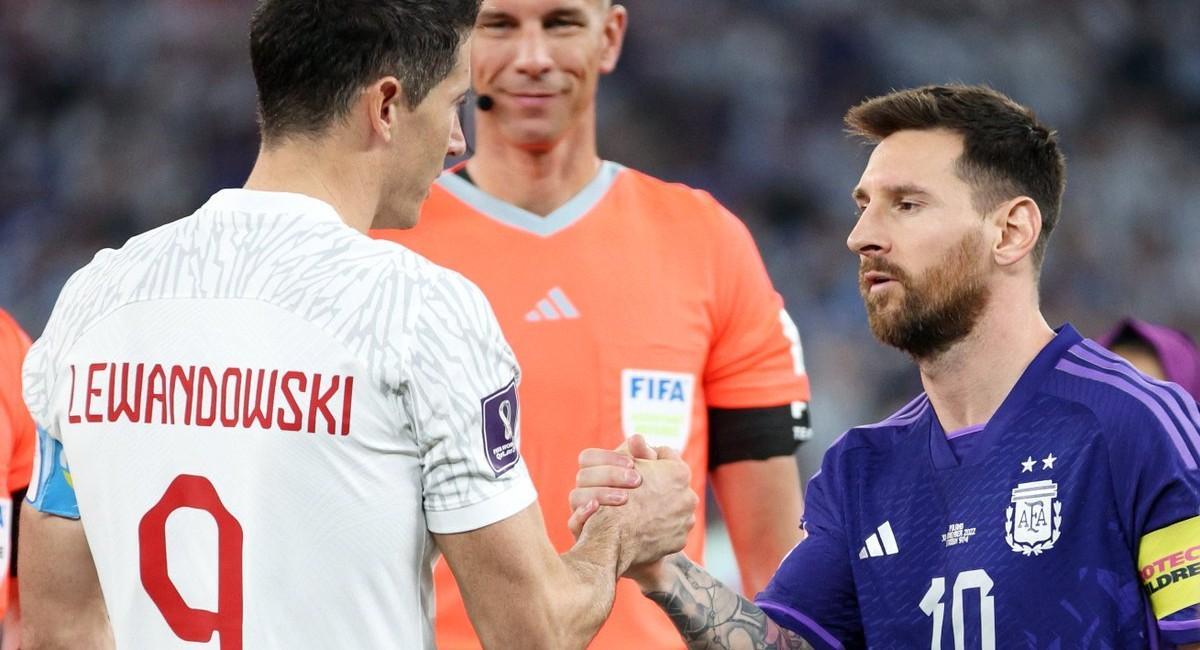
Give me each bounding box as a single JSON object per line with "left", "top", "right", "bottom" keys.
{"left": 1139, "top": 515, "right": 1200, "bottom": 618}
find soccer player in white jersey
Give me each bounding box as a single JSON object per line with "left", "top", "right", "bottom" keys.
{"left": 18, "top": 1, "right": 697, "bottom": 648}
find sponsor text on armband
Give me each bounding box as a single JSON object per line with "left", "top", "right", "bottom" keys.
{"left": 1139, "top": 515, "right": 1200, "bottom": 618}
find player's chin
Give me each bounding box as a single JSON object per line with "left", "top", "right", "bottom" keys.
{"left": 862, "top": 288, "right": 900, "bottom": 312}
{"left": 508, "top": 119, "right": 568, "bottom": 149}
{"left": 865, "top": 300, "right": 906, "bottom": 329}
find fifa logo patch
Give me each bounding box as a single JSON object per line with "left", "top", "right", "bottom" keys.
{"left": 481, "top": 379, "right": 520, "bottom": 476}
{"left": 620, "top": 369, "right": 695, "bottom": 451}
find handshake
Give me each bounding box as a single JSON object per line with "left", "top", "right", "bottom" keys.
{"left": 565, "top": 435, "right": 699, "bottom": 583}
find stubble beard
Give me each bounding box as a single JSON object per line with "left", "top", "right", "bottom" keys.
{"left": 860, "top": 231, "right": 991, "bottom": 361}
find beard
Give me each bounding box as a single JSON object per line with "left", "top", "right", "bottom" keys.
{"left": 860, "top": 230, "right": 990, "bottom": 360}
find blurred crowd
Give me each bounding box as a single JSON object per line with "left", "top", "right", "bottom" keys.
{"left": 2, "top": 0, "right": 1199, "bottom": 477}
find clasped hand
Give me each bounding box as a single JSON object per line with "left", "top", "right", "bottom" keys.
{"left": 567, "top": 435, "right": 697, "bottom": 580}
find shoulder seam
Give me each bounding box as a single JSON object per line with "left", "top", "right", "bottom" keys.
{"left": 1054, "top": 344, "right": 1200, "bottom": 470}
{"left": 858, "top": 394, "right": 930, "bottom": 430}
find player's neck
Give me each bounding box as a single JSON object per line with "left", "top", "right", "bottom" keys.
{"left": 916, "top": 288, "right": 1055, "bottom": 433}
{"left": 466, "top": 117, "right": 602, "bottom": 217}
{"left": 244, "top": 141, "right": 378, "bottom": 234}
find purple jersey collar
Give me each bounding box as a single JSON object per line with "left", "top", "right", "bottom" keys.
{"left": 928, "top": 324, "right": 1083, "bottom": 470}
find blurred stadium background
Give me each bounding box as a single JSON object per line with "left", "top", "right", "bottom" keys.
{"left": 3, "top": 0, "right": 1198, "bottom": 589}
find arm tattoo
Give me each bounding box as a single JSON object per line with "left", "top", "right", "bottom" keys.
{"left": 644, "top": 555, "right": 814, "bottom": 650}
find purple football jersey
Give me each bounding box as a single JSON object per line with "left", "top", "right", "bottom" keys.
{"left": 758, "top": 325, "right": 1200, "bottom": 648}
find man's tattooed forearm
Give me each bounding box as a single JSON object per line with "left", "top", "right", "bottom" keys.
{"left": 643, "top": 556, "right": 813, "bottom": 650}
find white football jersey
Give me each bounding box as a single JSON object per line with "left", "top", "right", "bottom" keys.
{"left": 23, "top": 189, "right": 536, "bottom": 649}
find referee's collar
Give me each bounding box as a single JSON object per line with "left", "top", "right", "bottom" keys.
{"left": 200, "top": 188, "right": 345, "bottom": 225}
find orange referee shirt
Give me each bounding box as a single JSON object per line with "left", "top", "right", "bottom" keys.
{"left": 372, "top": 162, "right": 810, "bottom": 649}
{"left": 0, "top": 309, "right": 36, "bottom": 618}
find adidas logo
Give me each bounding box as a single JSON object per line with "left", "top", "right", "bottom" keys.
{"left": 858, "top": 521, "right": 899, "bottom": 559}
{"left": 524, "top": 287, "right": 580, "bottom": 322}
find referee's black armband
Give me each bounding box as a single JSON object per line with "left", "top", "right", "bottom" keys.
{"left": 10, "top": 486, "right": 26, "bottom": 578}
{"left": 707, "top": 403, "right": 812, "bottom": 470}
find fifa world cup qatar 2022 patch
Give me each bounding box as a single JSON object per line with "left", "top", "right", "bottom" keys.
{"left": 621, "top": 369, "right": 695, "bottom": 452}
{"left": 1139, "top": 515, "right": 1200, "bottom": 619}
{"left": 481, "top": 379, "right": 520, "bottom": 476}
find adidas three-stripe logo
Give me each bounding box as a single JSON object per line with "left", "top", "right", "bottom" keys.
{"left": 525, "top": 287, "right": 580, "bottom": 322}
{"left": 859, "top": 521, "right": 899, "bottom": 559}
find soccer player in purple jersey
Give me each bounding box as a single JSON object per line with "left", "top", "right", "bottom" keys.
{"left": 568, "top": 84, "right": 1200, "bottom": 648}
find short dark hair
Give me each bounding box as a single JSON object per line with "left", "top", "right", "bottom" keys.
{"left": 844, "top": 84, "right": 1066, "bottom": 265}
{"left": 249, "top": 0, "right": 481, "bottom": 144}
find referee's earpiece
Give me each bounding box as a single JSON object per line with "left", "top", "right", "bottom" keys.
{"left": 476, "top": 95, "right": 495, "bottom": 111}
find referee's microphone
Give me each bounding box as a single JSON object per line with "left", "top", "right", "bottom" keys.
{"left": 476, "top": 94, "right": 495, "bottom": 111}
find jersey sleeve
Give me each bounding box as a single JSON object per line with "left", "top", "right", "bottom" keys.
{"left": 8, "top": 411, "right": 34, "bottom": 495}
{"left": 755, "top": 445, "right": 864, "bottom": 648}
{"left": 703, "top": 204, "right": 810, "bottom": 410}
{"left": 19, "top": 297, "right": 81, "bottom": 519}
{"left": 0, "top": 315, "right": 36, "bottom": 494}
{"left": 406, "top": 269, "right": 537, "bottom": 535}
{"left": 1109, "top": 382, "right": 1200, "bottom": 644}
{"left": 702, "top": 203, "right": 812, "bottom": 467}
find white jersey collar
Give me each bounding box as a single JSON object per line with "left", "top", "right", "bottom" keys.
{"left": 200, "top": 188, "right": 346, "bottom": 225}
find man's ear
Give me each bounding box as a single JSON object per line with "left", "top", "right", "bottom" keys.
{"left": 992, "top": 196, "right": 1042, "bottom": 268}
{"left": 597, "top": 4, "right": 628, "bottom": 75}
{"left": 362, "top": 76, "right": 406, "bottom": 143}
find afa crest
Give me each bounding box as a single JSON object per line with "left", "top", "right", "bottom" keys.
{"left": 1005, "top": 479, "right": 1062, "bottom": 556}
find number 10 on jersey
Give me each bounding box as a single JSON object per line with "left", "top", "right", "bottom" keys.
{"left": 919, "top": 569, "right": 995, "bottom": 649}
